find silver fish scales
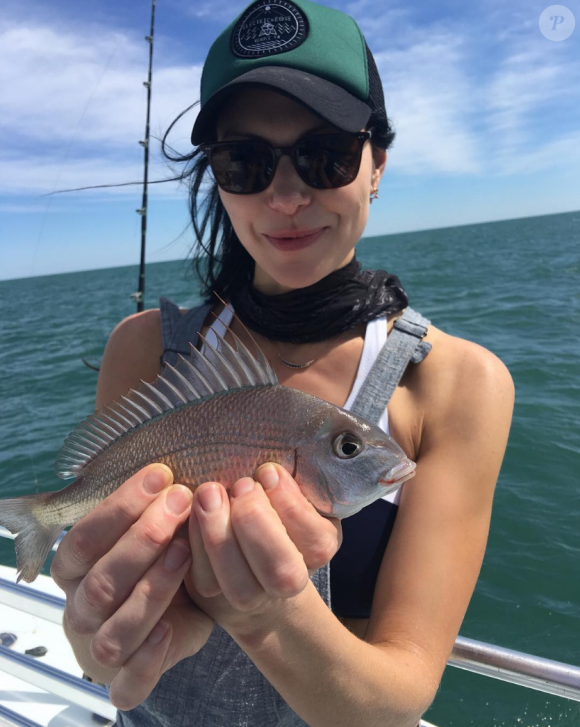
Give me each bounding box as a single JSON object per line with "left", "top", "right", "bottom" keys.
{"left": 0, "top": 322, "right": 416, "bottom": 583}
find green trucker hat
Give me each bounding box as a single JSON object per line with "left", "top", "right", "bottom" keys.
{"left": 191, "top": 0, "right": 388, "bottom": 145}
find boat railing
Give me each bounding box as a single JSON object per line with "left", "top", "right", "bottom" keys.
{"left": 449, "top": 637, "right": 580, "bottom": 702}
{"left": 1, "top": 525, "right": 580, "bottom": 727}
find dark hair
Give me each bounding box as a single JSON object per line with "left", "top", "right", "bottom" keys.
{"left": 161, "top": 99, "right": 396, "bottom": 305}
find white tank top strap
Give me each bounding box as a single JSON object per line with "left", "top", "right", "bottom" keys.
{"left": 342, "top": 315, "right": 386, "bottom": 412}
{"left": 201, "top": 304, "right": 234, "bottom": 352}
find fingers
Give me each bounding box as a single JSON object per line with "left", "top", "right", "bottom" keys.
{"left": 107, "top": 585, "right": 215, "bottom": 711}
{"left": 51, "top": 463, "right": 175, "bottom": 587}
{"left": 48, "top": 462, "right": 217, "bottom": 712}
{"left": 254, "top": 464, "right": 342, "bottom": 572}
{"left": 108, "top": 619, "right": 173, "bottom": 710}
{"left": 187, "top": 508, "right": 221, "bottom": 598}
{"left": 68, "top": 484, "right": 193, "bottom": 636}
{"left": 192, "top": 479, "right": 310, "bottom": 607}
{"left": 89, "top": 538, "right": 192, "bottom": 669}
{"left": 190, "top": 483, "right": 267, "bottom": 611}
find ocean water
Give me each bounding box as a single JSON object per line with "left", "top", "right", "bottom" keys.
{"left": 0, "top": 209, "right": 579, "bottom": 726}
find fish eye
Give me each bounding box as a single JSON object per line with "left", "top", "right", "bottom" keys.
{"left": 333, "top": 432, "right": 364, "bottom": 459}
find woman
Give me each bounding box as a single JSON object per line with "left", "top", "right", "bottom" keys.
{"left": 51, "top": 0, "right": 515, "bottom": 725}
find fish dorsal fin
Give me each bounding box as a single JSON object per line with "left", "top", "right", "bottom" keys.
{"left": 55, "top": 324, "right": 278, "bottom": 480}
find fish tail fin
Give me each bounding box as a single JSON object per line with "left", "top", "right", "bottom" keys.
{"left": 0, "top": 493, "right": 63, "bottom": 583}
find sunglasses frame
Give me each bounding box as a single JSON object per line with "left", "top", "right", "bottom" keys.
{"left": 199, "top": 129, "right": 373, "bottom": 195}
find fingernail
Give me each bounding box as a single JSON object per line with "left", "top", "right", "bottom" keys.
{"left": 166, "top": 486, "right": 192, "bottom": 515}
{"left": 198, "top": 484, "right": 222, "bottom": 512}
{"left": 257, "top": 464, "right": 279, "bottom": 490}
{"left": 144, "top": 465, "right": 171, "bottom": 494}
{"left": 164, "top": 540, "right": 191, "bottom": 571}
{"left": 146, "top": 620, "right": 169, "bottom": 645}
{"left": 232, "top": 477, "right": 255, "bottom": 497}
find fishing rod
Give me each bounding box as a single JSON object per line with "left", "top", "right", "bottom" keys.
{"left": 131, "top": 0, "right": 157, "bottom": 314}
{"left": 81, "top": 0, "right": 157, "bottom": 371}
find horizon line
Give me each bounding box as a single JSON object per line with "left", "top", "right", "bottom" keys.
{"left": 1, "top": 207, "right": 578, "bottom": 284}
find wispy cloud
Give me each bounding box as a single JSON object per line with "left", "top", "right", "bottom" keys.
{"left": 1, "top": 1, "right": 579, "bottom": 199}
{"left": 167, "top": 0, "right": 248, "bottom": 22}
{"left": 0, "top": 154, "right": 187, "bottom": 196}
{"left": 485, "top": 46, "right": 579, "bottom": 136}
{"left": 492, "top": 130, "right": 580, "bottom": 177}
{"left": 0, "top": 17, "right": 201, "bottom": 195}
{"left": 0, "top": 22, "right": 202, "bottom": 143}
{"left": 373, "top": 31, "right": 482, "bottom": 175}
{"left": 349, "top": 3, "right": 580, "bottom": 178}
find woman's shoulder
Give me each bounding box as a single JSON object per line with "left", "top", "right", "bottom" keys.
{"left": 411, "top": 320, "right": 515, "bottom": 434}
{"left": 95, "top": 300, "right": 226, "bottom": 410}
{"left": 387, "top": 316, "right": 512, "bottom": 461}
{"left": 95, "top": 301, "right": 224, "bottom": 409}
{"left": 95, "top": 307, "right": 171, "bottom": 410}
{"left": 105, "top": 301, "right": 200, "bottom": 352}
{"left": 109, "top": 307, "right": 168, "bottom": 356}
{"left": 421, "top": 321, "right": 513, "bottom": 383}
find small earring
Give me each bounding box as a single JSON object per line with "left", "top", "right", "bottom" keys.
{"left": 370, "top": 187, "right": 379, "bottom": 204}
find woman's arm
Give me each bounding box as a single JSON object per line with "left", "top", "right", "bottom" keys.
{"left": 232, "top": 580, "right": 436, "bottom": 727}
{"left": 208, "top": 337, "right": 515, "bottom": 727}
{"left": 363, "top": 337, "right": 515, "bottom": 680}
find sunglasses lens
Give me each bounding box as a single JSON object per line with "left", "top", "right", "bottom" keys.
{"left": 209, "top": 142, "right": 273, "bottom": 194}
{"left": 206, "top": 133, "right": 365, "bottom": 194}
{"left": 296, "top": 134, "right": 363, "bottom": 189}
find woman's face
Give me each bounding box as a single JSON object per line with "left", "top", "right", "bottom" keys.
{"left": 214, "top": 87, "right": 387, "bottom": 295}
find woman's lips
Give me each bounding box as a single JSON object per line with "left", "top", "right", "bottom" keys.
{"left": 264, "top": 227, "right": 327, "bottom": 251}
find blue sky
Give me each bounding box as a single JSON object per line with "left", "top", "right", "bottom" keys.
{"left": 1, "top": 0, "right": 579, "bottom": 280}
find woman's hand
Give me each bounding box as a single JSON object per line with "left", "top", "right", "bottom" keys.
{"left": 184, "top": 463, "right": 342, "bottom": 638}
{"left": 51, "top": 464, "right": 214, "bottom": 710}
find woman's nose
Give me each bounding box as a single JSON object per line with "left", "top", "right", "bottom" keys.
{"left": 267, "top": 154, "right": 313, "bottom": 214}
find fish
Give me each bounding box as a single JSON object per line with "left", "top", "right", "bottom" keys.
{"left": 0, "top": 315, "right": 416, "bottom": 583}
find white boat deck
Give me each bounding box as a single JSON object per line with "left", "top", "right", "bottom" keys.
{"left": 0, "top": 564, "right": 114, "bottom": 727}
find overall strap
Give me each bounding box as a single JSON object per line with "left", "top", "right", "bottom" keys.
{"left": 349, "top": 306, "right": 432, "bottom": 424}
{"left": 158, "top": 296, "right": 213, "bottom": 368}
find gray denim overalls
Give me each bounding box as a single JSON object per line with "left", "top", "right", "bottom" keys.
{"left": 115, "top": 298, "right": 432, "bottom": 727}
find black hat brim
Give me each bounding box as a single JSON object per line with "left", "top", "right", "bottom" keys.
{"left": 191, "top": 66, "right": 372, "bottom": 145}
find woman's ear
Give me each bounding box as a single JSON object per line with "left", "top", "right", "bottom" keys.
{"left": 371, "top": 147, "right": 387, "bottom": 191}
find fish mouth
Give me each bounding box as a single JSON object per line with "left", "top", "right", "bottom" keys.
{"left": 379, "top": 459, "right": 416, "bottom": 487}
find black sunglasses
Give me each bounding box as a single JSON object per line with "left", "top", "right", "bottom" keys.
{"left": 199, "top": 130, "right": 372, "bottom": 195}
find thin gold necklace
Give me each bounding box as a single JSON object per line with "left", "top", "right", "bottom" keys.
{"left": 249, "top": 329, "right": 326, "bottom": 370}
{"left": 265, "top": 336, "right": 318, "bottom": 370}
{"left": 276, "top": 351, "right": 316, "bottom": 369}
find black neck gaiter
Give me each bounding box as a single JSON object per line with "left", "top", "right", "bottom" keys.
{"left": 228, "top": 257, "right": 409, "bottom": 344}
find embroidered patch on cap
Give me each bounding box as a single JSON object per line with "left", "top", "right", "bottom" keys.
{"left": 231, "top": 0, "right": 309, "bottom": 58}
